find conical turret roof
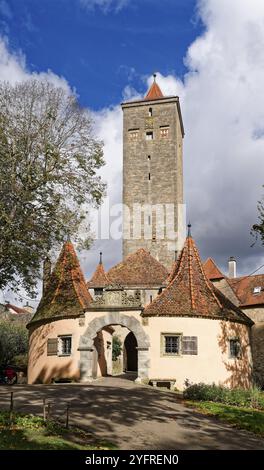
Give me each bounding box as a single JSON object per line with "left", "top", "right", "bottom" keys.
{"left": 143, "top": 235, "right": 253, "bottom": 325}
{"left": 144, "top": 75, "right": 164, "bottom": 101}
{"left": 87, "top": 252, "right": 110, "bottom": 288}
{"left": 28, "top": 241, "right": 92, "bottom": 326}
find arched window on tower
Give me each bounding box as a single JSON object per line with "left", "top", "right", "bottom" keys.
{"left": 148, "top": 107, "right": 152, "bottom": 117}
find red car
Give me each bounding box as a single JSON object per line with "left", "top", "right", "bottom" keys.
{"left": 0, "top": 366, "right": 18, "bottom": 385}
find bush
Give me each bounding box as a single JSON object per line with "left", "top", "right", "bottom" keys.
{"left": 0, "top": 320, "right": 28, "bottom": 365}
{"left": 183, "top": 383, "right": 264, "bottom": 410}
{"left": 112, "top": 336, "right": 122, "bottom": 361}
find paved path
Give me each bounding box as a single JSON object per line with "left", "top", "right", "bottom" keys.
{"left": 0, "top": 375, "right": 263, "bottom": 450}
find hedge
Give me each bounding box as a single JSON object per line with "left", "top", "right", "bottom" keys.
{"left": 183, "top": 383, "right": 264, "bottom": 410}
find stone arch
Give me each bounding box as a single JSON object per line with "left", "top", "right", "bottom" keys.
{"left": 78, "top": 312, "right": 150, "bottom": 383}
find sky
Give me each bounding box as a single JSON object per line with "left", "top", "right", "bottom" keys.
{"left": 1, "top": 0, "right": 264, "bottom": 306}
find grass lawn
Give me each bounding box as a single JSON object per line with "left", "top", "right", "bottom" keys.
{"left": 0, "top": 412, "right": 115, "bottom": 450}
{"left": 186, "top": 400, "right": 264, "bottom": 437}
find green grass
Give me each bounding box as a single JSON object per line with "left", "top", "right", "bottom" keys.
{"left": 0, "top": 412, "right": 115, "bottom": 450}
{"left": 187, "top": 400, "right": 264, "bottom": 437}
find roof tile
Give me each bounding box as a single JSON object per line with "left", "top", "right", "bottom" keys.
{"left": 28, "top": 241, "right": 92, "bottom": 326}
{"left": 143, "top": 236, "right": 252, "bottom": 325}
{"left": 107, "top": 248, "right": 168, "bottom": 286}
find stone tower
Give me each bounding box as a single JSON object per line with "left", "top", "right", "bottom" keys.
{"left": 121, "top": 75, "right": 185, "bottom": 269}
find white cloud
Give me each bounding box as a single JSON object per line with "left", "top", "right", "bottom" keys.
{"left": 2, "top": 0, "right": 264, "bottom": 303}
{"left": 80, "top": 0, "right": 129, "bottom": 14}
{"left": 89, "top": 0, "right": 264, "bottom": 277}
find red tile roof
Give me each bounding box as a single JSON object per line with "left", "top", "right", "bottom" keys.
{"left": 5, "top": 303, "right": 28, "bottom": 314}
{"left": 143, "top": 235, "right": 252, "bottom": 325}
{"left": 229, "top": 274, "right": 264, "bottom": 307}
{"left": 203, "top": 258, "right": 225, "bottom": 280}
{"left": 87, "top": 258, "right": 110, "bottom": 288}
{"left": 144, "top": 80, "right": 164, "bottom": 101}
{"left": 28, "top": 241, "right": 92, "bottom": 326}
{"left": 107, "top": 248, "right": 168, "bottom": 286}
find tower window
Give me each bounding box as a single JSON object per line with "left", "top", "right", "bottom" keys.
{"left": 148, "top": 107, "right": 152, "bottom": 117}
{"left": 148, "top": 155, "right": 151, "bottom": 160}
{"left": 160, "top": 126, "right": 169, "bottom": 138}
{"left": 148, "top": 215, "right": 151, "bottom": 224}
{"left": 148, "top": 173, "right": 151, "bottom": 180}
{"left": 129, "top": 129, "right": 139, "bottom": 140}
{"left": 146, "top": 131, "right": 153, "bottom": 140}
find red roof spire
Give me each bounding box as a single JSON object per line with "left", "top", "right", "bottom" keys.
{"left": 87, "top": 252, "right": 110, "bottom": 288}
{"left": 28, "top": 241, "right": 92, "bottom": 326}
{"left": 143, "top": 235, "right": 252, "bottom": 325}
{"left": 144, "top": 73, "right": 164, "bottom": 101}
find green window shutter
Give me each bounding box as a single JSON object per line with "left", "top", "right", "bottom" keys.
{"left": 182, "top": 336, "right": 198, "bottom": 355}
{"left": 47, "top": 338, "right": 58, "bottom": 356}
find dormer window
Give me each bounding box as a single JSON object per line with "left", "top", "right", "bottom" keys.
{"left": 253, "top": 286, "right": 261, "bottom": 294}
{"left": 94, "top": 288, "right": 103, "bottom": 296}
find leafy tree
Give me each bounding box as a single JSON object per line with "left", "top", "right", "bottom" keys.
{"left": 0, "top": 320, "right": 28, "bottom": 365}
{"left": 252, "top": 195, "right": 264, "bottom": 245}
{"left": 112, "top": 336, "right": 122, "bottom": 361}
{"left": 0, "top": 79, "right": 105, "bottom": 295}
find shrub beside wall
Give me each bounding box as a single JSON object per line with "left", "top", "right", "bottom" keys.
{"left": 183, "top": 383, "right": 264, "bottom": 410}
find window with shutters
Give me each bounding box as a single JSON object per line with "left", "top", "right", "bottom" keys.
{"left": 47, "top": 338, "right": 58, "bottom": 356}
{"left": 182, "top": 336, "right": 198, "bottom": 355}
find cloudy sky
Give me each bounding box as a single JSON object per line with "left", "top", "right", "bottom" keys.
{"left": 1, "top": 0, "right": 264, "bottom": 305}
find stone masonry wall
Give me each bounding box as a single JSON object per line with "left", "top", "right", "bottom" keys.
{"left": 122, "top": 98, "right": 184, "bottom": 269}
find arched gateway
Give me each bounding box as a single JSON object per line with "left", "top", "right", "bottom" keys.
{"left": 78, "top": 313, "right": 150, "bottom": 383}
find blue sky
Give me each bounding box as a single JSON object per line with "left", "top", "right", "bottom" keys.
{"left": 1, "top": 0, "right": 264, "bottom": 304}
{"left": 1, "top": 0, "right": 203, "bottom": 109}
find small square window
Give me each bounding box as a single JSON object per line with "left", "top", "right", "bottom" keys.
{"left": 253, "top": 286, "right": 261, "bottom": 294}
{"left": 229, "top": 339, "right": 241, "bottom": 358}
{"left": 146, "top": 131, "right": 153, "bottom": 141}
{"left": 162, "top": 334, "right": 181, "bottom": 355}
{"left": 59, "top": 336, "right": 72, "bottom": 356}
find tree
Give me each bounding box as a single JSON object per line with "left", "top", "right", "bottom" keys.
{"left": 252, "top": 191, "right": 264, "bottom": 247}
{"left": 0, "top": 320, "right": 28, "bottom": 365}
{"left": 0, "top": 79, "right": 105, "bottom": 295}
{"left": 112, "top": 336, "right": 122, "bottom": 361}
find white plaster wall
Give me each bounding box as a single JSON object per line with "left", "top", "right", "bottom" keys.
{"left": 144, "top": 316, "right": 252, "bottom": 390}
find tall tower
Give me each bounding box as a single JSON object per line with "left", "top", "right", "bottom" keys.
{"left": 121, "top": 75, "right": 185, "bottom": 269}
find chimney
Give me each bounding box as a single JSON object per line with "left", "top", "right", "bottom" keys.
{"left": 43, "top": 256, "right": 52, "bottom": 294}
{"left": 228, "top": 256, "right": 237, "bottom": 278}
